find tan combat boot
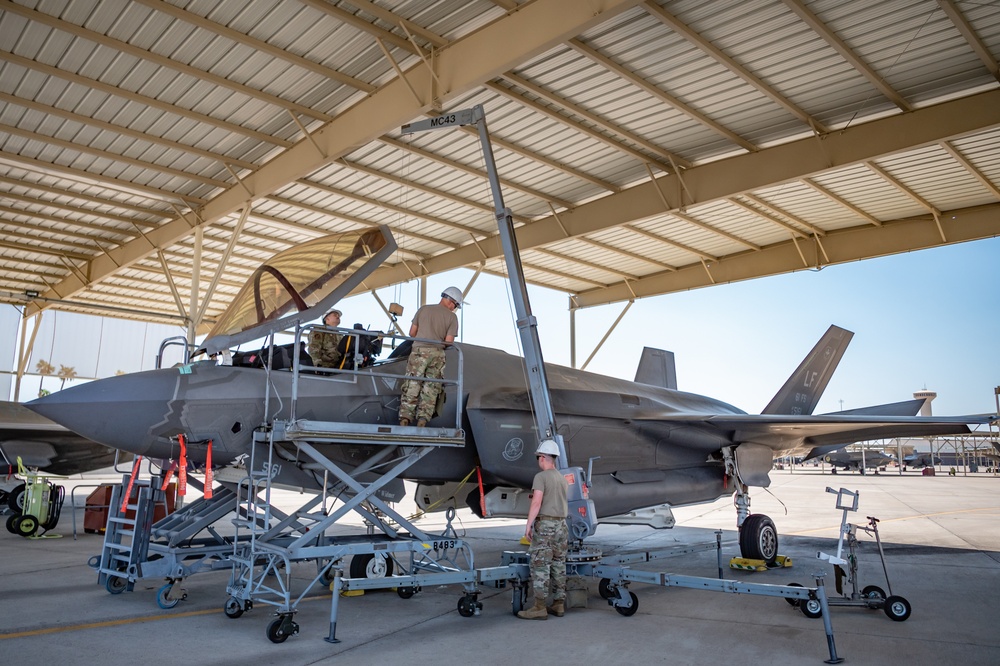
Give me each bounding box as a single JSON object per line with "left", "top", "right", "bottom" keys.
{"left": 546, "top": 600, "right": 565, "bottom": 617}
{"left": 516, "top": 600, "right": 548, "bottom": 620}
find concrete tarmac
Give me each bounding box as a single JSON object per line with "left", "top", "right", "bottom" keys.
{"left": 1, "top": 468, "right": 998, "bottom": 665}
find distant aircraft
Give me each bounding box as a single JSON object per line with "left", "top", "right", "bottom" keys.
{"left": 26, "top": 228, "right": 992, "bottom": 565}
{"left": 820, "top": 450, "right": 895, "bottom": 473}
{"left": 0, "top": 400, "right": 119, "bottom": 510}
{"left": 902, "top": 452, "right": 941, "bottom": 468}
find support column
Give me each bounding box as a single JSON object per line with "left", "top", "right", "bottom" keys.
{"left": 187, "top": 226, "right": 203, "bottom": 345}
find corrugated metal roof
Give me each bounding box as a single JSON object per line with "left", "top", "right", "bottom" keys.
{"left": 0, "top": 0, "right": 996, "bottom": 325}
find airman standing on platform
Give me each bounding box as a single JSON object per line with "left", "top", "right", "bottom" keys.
{"left": 398, "top": 288, "right": 462, "bottom": 427}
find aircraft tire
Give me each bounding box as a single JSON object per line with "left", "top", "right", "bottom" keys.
{"left": 739, "top": 514, "right": 778, "bottom": 565}
{"left": 7, "top": 483, "right": 25, "bottom": 514}
{"left": 349, "top": 552, "right": 394, "bottom": 579}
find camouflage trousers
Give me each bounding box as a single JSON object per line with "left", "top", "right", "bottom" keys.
{"left": 399, "top": 347, "right": 446, "bottom": 423}
{"left": 528, "top": 518, "right": 568, "bottom": 603}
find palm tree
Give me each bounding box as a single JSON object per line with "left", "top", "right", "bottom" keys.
{"left": 35, "top": 359, "right": 54, "bottom": 397}
{"left": 57, "top": 365, "right": 77, "bottom": 390}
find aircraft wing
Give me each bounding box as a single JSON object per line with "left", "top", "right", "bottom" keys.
{"left": 631, "top": 411, "right": 985, "bottom": 456}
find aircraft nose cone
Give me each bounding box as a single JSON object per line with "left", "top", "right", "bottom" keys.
{"left": 27, "top": 369, "right": 180, "bottom": 458}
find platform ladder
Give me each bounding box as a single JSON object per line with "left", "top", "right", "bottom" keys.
{"left": 95, "top": 471, "right": 166, "bottom": 595}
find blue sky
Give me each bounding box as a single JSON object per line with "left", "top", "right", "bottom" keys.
{"left": 339, "top": 236, "right": 999, "bottom": 417}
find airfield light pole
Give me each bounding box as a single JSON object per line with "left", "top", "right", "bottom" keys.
{"left": 401, "top": 106, "right": 565, "bottom": 464}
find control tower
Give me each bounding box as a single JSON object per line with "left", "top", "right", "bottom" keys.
{"left": 913, "top": 389, "right": 937, "bottom": 417}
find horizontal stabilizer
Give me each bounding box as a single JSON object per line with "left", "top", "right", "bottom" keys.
{"left": 823, "top": 398, "right": 926, "bottom": 417}
{"left": 634, "top": 348, "right": 677, "bottom": 390}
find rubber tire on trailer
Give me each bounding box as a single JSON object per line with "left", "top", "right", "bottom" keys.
{"left": 13, "top": 514, "right": 38, "bottom": 537}
{"left": 349, "top": 553, "right": 394, "bottom": 579}
{"left": 739, "top": 514, "right": 779, "bottom": 566}
{"left": 106, "top": 575, "right": 127, "bottom": 595}
{"left": 156, "top": 583, "right": 179, "bottom": 610}
{"left": 801, "top": 598, "right": 823, "bottom": 619}
{"left": 862, "top": 585, "right": 885, "bottom": 599}
{"left": 598, "top": 577, "right": 615, "bottom": 600}
{"left": 785, "top": 582, "right": 804, "bottom": 607}
{"left": 7, "top": 484, "right": 25, "bottom": 514}
{"left": 883, "top": 595, "right": 911, "bottom": 622}
{"left": 5, "top": 514, "right": 18, "bottom": 534}
{"left": 266, "top": 618, "right": 290, "bottom": 644}
{"left": 457, "top": 595, "right": 478, "bottom": 618}
{"left": 396, "top": 586, "right": 416, "bottom": 599}
{"left": 614, "top": 591, "right": 639, "bottom": 617}
{"left": 224, "top": 597, "right": 244, "bottom": 619}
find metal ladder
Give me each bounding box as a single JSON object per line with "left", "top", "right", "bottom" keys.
{"left": 95, "top": 473, "right": 163, "bottom": 594}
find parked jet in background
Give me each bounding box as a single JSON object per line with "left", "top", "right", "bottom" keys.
{"left": 1, "top": 401, "right": 118, "bottom": 476}
{"left": 25, "top": 229, "right": 993, "bottom": 565}
{"left": 820, "top": 449, "right": 896, "bottom": 473}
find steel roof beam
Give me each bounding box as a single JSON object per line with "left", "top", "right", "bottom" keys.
{"left": 0, "top": 92, "right": 258, "bottom": 172}
{"left": 355, "top": 89, "right": 1000, "bottom": 293}
{"left": 935, "top": 0, "right": 1000, "bottom": 83}
{"left": 28, "top": 0, "right": 644, "bottom": 314}
{"left": 2, "top": 1, "right": 334, "bottom": 123}
{"left": 567, "top": 38, "right": 756, "bottom": 153}
{"left": 644, "top": 1, "right": 829, "bottom": 134}
{"left": 133, "top": 0, "right": 376, "bottom": 93}
{"left": 570, "top": 202, "right": 1000, "bottom": 307}
{"left": 781, "top": 0, "right": 910, "bottom": 112}
{"left": 0, "top": 51, "right": 293, "bottom": 149}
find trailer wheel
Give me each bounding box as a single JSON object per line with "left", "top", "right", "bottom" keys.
{"left": 156, "top": 583, "right": 180, "bottom": 609}
{"left": 224, "top": 597, "right": 244, "bottom": 619}
{"left": 862, "top": 585, "right": 885, "bottom": 607}
{"left": 6, "top": 514, "right": 19, "bottom": 534}
{"left": 801, "top": 597, "right": 823, "bottom": 619}
{"left": 785, "top": 582, "right": 803, "bottom": 607}
{"left": 267, "top": 617, "right": 295, "bottom": 643}
{"left": 884, "top": 595, "right": 911, "bottom": 622}
{"left": 614, "top": 591, "right": 639, "bottom": 617}
{"left": 598, "top": 578, "right": 615, "bottom": 600}
{"left": 105, "top": 575, "right": 127, "bottom": 595}
{"left": 739, "top": 514, "right": 778, "bottom": 565}
{"left": 13, "top": 514, "right": 38, "bottom": 537}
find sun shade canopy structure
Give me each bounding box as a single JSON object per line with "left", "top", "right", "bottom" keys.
{"left": 0, "top": 0, "right": 997, "bottom": 327}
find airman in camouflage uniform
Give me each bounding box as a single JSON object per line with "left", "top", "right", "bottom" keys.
{"left": 398, "top": 288, "right": 461, "bottom": 427}
{"left": 308, "top": 309, "right": 343, "bottom": 368}
{"left": 518, "top": 439, "right": 569, "bottom": 620}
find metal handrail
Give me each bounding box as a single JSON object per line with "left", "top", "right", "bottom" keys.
{"left": 289, "top": 323, "right": 465, "bottom": 432}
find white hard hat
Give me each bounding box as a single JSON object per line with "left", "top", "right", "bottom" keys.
{"left": 536, "top": 439, "right": 560, "bottom": 457}
{"left": 324, "top": 308, "right": 342, "bottom": 318}
{"left": 441, "top": 286, "right": 464, "bottom": 308}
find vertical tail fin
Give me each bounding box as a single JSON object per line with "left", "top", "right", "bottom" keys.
{"left": 762, "top": 325, "right": 853, "bottom": 415}
{"left": 634, "top": 348, "right": 677, "bottom": 390}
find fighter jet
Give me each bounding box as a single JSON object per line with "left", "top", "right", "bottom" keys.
{"left": 819, "top": 450, "right": 896, "bottom": 473}
{"left": 26, "top": 227, "right": 991, "bottom": 564}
